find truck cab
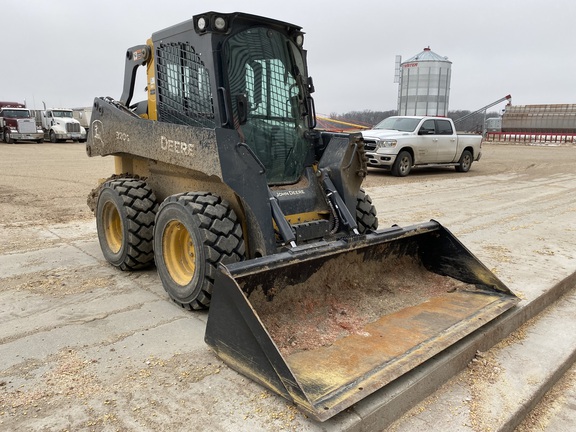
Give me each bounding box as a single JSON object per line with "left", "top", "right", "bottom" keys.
{"left": 38, "top": 108, "right": 87, "bottom": 142}
{"left": 0, "top": 102, "right": 44, "bottom": 143}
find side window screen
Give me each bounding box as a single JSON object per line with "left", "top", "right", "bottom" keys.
{"left": 156, "top": 42, "right": 215, "bottom": 128}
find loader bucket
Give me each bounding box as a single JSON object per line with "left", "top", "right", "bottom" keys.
{"left": 205, "top": 220, "right": 518, "bottom": 421}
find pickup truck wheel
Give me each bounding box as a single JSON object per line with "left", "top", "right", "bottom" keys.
{"left": 96, "top": 179, "right": 158, "bottom": 271}
{"left": 154, "top": 192, "right": 245, "bottom": 310}
{"left": 456, "top": 150, "right": 473, "bottom": 172}
{"left": 392, "top": 151, "right": 412, "bottom": 177}
{"left": 356, "top": 188, "right": 378, "bottom": 233}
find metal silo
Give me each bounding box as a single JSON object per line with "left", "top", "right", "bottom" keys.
{"left": 396, "top": 47, "right": 452, "bottom": 116}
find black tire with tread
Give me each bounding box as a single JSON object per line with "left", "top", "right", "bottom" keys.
{"left": 392, "top": 150, "right": 413, "bottom": 177}
{"left": 154, "top": 192, "right": 245, "bottom": 310}
{"left": 356, "top": 188, "right": 378, "bottom": 233}
{"left": 456, "top": 149, "right": 473, "bottom": 172}
{"left": 96, "top": 179, "right": 158, "bottom": 271}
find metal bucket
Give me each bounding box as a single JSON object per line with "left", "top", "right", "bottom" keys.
{"left": 205, "top": 220, "right": 519, "bottom": 421}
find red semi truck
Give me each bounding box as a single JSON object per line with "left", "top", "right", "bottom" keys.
{"left": 0, "top": 102, "right": 44, "bottom": 143}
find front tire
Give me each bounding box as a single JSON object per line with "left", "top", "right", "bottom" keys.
{"left": 356, "top": 188, "right": 378, "bottom": 233}
{"left": 154, "top": 192, "right": 245, "bottom": 310}
{"left": 5, "top": 131, "right": 13, "bottom": 144}
{"left": 456, "top": 150, "right": 473, "bottom": 172}
{"left": 49, "top": 130, "right": 58, "bottom": 143}
{"left": 96, "top": 179, "right": 157, "bottom": 270}
{"left": 392, "top": 151, "right": 412, "bottom": 177}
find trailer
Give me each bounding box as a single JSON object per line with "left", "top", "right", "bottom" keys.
{"left": 501, "top": 104, "right": 576, "bottom": 133}
{"left": 71, "top": 107, "right": 92, "bottom": 135}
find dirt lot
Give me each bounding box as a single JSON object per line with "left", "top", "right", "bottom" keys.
{"left": 0, "top": 141, "right": 575, "bottom": 431}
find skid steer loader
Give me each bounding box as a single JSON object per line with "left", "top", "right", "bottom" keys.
{"left": 87, "top": 11, "right": 519, "bottom": 421}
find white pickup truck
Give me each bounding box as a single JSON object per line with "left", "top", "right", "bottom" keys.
{"left": 361, "top": 116, "right": 482, "bottom": 176}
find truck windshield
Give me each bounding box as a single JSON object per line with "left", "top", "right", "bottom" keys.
{"left": 374, "top": 117, "right": 421, "bottom": 132}
{"left": 224, "top": 27, "right": 310, "bottom": 185}
{"left": 1, "top": 109, "right": 30, "bottom": 118}
{"left": 52, "top": 110, "right": 73, "bottom": 118}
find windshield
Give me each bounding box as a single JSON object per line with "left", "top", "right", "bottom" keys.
{"left": 374, "top": 117, "right": 421, "bottom": 132}
{"left": 224, "top": 27, "right": 309, "bottom": 185}
{"left": 52, "top": 110, "right": 73, "bottom": 118}
{"left": 1, "top": 109, "right": 30, "bottom": 118}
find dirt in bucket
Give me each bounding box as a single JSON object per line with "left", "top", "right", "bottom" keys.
{"left": 247, "top": 253, "right": 477, "bottom": 357}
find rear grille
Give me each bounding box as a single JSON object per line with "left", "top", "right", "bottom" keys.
{"left": 66, "top": 123, "right": 81, "bottom": 133}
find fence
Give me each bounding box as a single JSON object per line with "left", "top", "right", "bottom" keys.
{"left": 485, "top": 132, "right": 576, "bottom": 144}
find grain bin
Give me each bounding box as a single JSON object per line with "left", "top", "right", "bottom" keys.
{"left": 397, "top": 47, "right": 452, "bottom": 116}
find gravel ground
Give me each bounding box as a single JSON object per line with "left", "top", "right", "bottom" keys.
{"left": 0, "top": 141, "right": 575, "bottom": 431}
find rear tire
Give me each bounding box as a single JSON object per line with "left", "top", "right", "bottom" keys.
{"left": 392, "top": 151, "right": 412, "bottom": 177}
{"left": 154, "top": 192, "right": 245, "bottom": 310}
{"left": 96, "top": 179, "right": 158, "bottom": 270}
{"left": 456, "top": 150, "right": 473, "bottom": 172}
{"left": 356, "top": 188, "right": 378, "bottom": 233}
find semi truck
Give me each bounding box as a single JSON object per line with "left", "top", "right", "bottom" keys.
{"left": 0, "top": 102, "right": 44, "bottom": 143}
{"left": 35, "top": 107, "right": 87, "bottom": 142}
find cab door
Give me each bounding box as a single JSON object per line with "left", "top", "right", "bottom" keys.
{"left": 43, "top": 111, "right": 53, "bottom": 130}
{"left": 434, "top": 119, "right": 458, "bottom": 162}
{"left": 415, "top": 119, "right": 438, "bottom": 163}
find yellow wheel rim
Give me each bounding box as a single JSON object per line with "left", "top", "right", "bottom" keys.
{"left": 163, "top": 220, "right": 195, "bottom": 286}
{"left": 102, "top": 201, "right": 123, "bottom": 254}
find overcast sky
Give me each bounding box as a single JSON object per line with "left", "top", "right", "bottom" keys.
{"left": 3, "top": 0, "right": 575, "bottom": 116}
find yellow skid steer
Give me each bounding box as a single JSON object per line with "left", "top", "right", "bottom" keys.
{"left": 86, "top": 11, "right": 518, "bottom": 421}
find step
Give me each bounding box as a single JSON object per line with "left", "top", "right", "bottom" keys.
{"left": 517, "top": 361, "right": 576, "bottom": 431}
{"left": 387, "top": 273, "right": 576, "bottom": 431}
{"left": 309, "top": 270, "right": 576, "bottom": 431}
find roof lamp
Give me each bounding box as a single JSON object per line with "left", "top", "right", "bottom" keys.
{"left": 214, "top": 16, "right": 227, "bottom": 31}
{"left": 296, "top": 34, "right": 304, "bottom": 47}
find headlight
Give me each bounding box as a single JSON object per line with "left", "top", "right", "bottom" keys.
{"left": 376, "top": 139, "right": 397, "bottom": 149}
